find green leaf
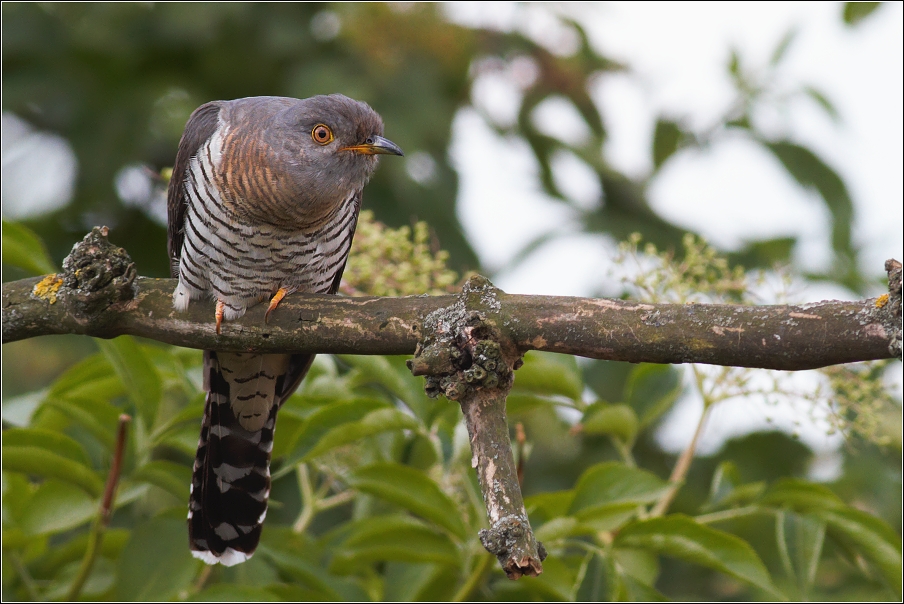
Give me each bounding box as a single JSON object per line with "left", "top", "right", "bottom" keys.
{"left": 132, "top": 460, "right": 191, "bottom": 500}
{"left": 704, "top": 461, "right": 765, "bottom": 511}
{"left": 843, "top": 2, "right": 881, "bottom": 26}
{"left": 47, "top": 353, "right": 122, "bottom": 401}
{"left": 775, "top": 511, "right": 825, "bottom": 596}
{"left": 2, "top": 445, "right": 103, "bottom": 496}
{"left": 763, "top": 141, "right": 854, "bottom": 264}
{"left": 506, "top": 392, "right": 558, "bottom": 415}
{"left": 615, "top": 515, "right": 782, "bottom": 597}
{"left": 804, "top": 86, "right": 840, "bottom": 123}
{"left": 42, "top": 397, "right": 122, "bottom": 451}
{"left": 535, "top": 517, "right": 586, "bottom": 542}
{"left": 149, "top": 392, "right": 205, "bottom": 447}
{"left": 581, "top": 403, "right": 638, "bottom": 443}
{"left": 760, "top": 478, "right": 844, "bottom": 511}
{"left": 1, "top": 219, "right": 56, "bottom": 275}
{"left": 259, "top": 531, "right": 370, "bottom": 602}
{"left": 341, "top": 355, "right": 436, "bottom": 420}
{"left": 347, "top": 462, "right": 469, "bottom": 540}
{"left": 189, "top": 585, "right": 284, "bottom": 602}
{"left": 570, "top": 462, "right": 670, "bottom": 513}
{"left": 652, "top": 119, "right": 682, "bottom": 170}
{"left": 258, "top": 546, "right": 343, "bottom": 600}
{"left": 2, "top": 428, "right": 92, "bottom": 466}
{"left": 284, "top": 397, "right": 386, "bottom": 464}
{"left": 569, "top": 463, "right": 670, "bottom": 532}
{"left": 96, "top": 336, "right": 162, "bottom": 428}
{"left": 114, "top": 516, "right": 196, "bottom": 601}
{"left": 614, "top": 546, "right": 661, "bottom": 586}
{"left": 817, "top": 507, "right": 902, "bottom": 597}
{"left": 769, "top": 28, "right": 797, "bottom": 66}
{"left": 626, "top": 364, "right": 682, "bottom": 428}
{"left": 43, "top": 556, "right": 117, "bottom": 600}
{"left": 512, "top": 351, "right": 583, "bottom": 401}
{"left": 19, "top": 481, "right": 96, "bottom": 535}
{"left": 301, "top": 407, "right": 419, "bottom": 461}
{"left": 620, "top": 573, "right": 668, "bottom": 602}
{"left": 525, "top": 490, "right": 575, "bottom": 520}
{"left": 331, "top": 515, "right": 460, "bottom": 573}
{"left": 384, "top": 561, "right": 454, "bottom": 602}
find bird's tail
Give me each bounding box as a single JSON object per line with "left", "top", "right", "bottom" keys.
{"left": 188, "top": 351, "right": 289, "bottom": 566}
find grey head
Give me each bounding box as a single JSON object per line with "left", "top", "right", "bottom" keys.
{"left": 214, "top": 94, "right": 404, "bottom": 228}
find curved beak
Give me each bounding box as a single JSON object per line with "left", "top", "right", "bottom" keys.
{"left": 341, "top": 135, "right": 404, "bottom": 157}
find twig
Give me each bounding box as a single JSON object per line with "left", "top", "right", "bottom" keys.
{"left": 651, "top": 376, "right": 712, "bottom": 518}
{"left": 66, "top": 414, "right": 130, "bottom": 601}
{"left": 10, "top": 553, "right": 40, "bottom": 602}
{"left": 515, "top": 422, "right": 526, "bottom": 487}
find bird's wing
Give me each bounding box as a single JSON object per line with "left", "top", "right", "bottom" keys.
{"left": 167, "top": 102, "right": 222, "bottom": 278}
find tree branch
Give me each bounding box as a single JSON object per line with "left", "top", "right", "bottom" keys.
{"left": 3, "top": 229, "right": 900, "bottom": 371}
{"left": 3, "top": 228, "right": 901, "bottom": 581}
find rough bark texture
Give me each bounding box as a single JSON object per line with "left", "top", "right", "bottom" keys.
{"left": 407, "top": 276, "right": 546, "bottom": 579}
{"left": 3, "top": 229, "right": 900, "bottom": 371}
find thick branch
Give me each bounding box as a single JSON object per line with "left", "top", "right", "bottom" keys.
{"left": 408, "top": 276, "right": 546, "bottom": 578}
{"left": 3, "top": 275, "right": 899, "bottom": 371}
{"left": 2, "top": 229, "right": 901, "bottom": 370}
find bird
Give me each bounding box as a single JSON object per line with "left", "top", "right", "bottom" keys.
{"left": 166, "top": 94, "right": 403, "bottom": 566}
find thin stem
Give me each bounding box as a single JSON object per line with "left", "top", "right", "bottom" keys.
{"left": 612, "top": 438, "right": 636, "bottom": 468}
{"left": 651, "top": 368, "right": 712, "bottom": 517}
{"left": 451, "top": 552, "right": 493, "bottom": 602}
{"left": 515, "top": 422, "right": 526, "bottom": 487}
{"left": 10, "top": 553, "right": 40, "bottom": 602}
{"left": 186, "top": 564, "right": 213, "bottom": 597}
{"left": 318, "top": 490, "right": 355, "bottom": 510}
{"left": 775, "top": 511, "right": 798, "bottom": 592}
{"left": 67, "top": 414, "right": 130, "bottom": 601}
{"left": 292, "top": 463, "right": 316, "bottom": 534}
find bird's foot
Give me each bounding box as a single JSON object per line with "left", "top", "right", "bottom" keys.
{"left": 265, "top": 288, "right": 289, "bottom": 324}
{"left": 215, "top": 300, "right": 225, "bottom": 335}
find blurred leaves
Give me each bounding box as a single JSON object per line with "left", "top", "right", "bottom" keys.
{"left": 1, "top": 219, "right": 57, "bottom": 276}
{"left": 843, "top": 2, "right": 882, "bottom": 26}
{"left": 1, "top": 4, "right": 900, "bottom": 602}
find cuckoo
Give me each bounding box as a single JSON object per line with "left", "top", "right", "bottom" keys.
{"left": 167, "top": 94, "right": 403, "bottom": 566}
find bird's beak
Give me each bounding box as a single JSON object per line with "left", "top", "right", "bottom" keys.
{"left": 341, "top": 135, "right": 404, "bottom": 157}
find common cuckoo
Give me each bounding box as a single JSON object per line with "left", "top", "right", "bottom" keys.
{"left": 167, "top": 94, "right": 403, "bottom": 566}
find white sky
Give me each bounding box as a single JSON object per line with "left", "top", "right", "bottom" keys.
{"left": 447, "top": 2, "right": 903, "bottom": 474}
{"left": 449, "top": 1, "right": 903, "bottom": 299}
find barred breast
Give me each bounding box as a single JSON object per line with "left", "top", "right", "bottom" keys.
{"left": 172, "top": 126, "right": 360, "bottom": 320}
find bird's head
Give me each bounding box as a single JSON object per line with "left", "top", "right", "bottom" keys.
{"left": 270, "top": 94, "right": 402, "bottom": 195}
{"left": 218, "top": 94, "right": 403, "bottom": 228}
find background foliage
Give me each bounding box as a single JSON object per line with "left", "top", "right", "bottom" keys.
{"left": 2, "top": 3, "right": 900, "bottom": 601}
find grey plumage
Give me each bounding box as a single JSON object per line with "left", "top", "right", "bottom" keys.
{"left": 167, "top": 94, "right": 402, "bottom": 566}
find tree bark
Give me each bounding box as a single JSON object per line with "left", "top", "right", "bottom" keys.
{"left": 4, "top": 256, "right": 900, "bottom": 371}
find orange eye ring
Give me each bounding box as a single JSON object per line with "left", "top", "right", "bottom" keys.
{"left": 311, "top": 124, "right": 334, "bottom": 145}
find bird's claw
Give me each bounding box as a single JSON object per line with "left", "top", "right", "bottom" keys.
{"left": 215, "top": 300, "right": 225, "bottom": 335}
{"left": 265, "top": 288, "right": 289, "bottom": 324}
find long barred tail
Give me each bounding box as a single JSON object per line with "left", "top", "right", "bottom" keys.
{"left": 188, "top": 351, "right": 286, "bottom": 566}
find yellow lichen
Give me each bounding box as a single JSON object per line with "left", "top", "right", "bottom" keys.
{"left": 33, "top": 275, "right": 63, "bottom": 304}
{"left": 875, "top": 293, "right": 889, "bottom": 308}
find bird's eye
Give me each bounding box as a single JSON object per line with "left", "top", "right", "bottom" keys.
{"left": 311, "top": 124, "right": 334, "bottom": 145}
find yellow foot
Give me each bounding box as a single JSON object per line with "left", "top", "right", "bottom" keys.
{"left": 265, "top": 288, "right": 289, "bottom": 324}
{"left": 215, "top": 300, "right": 225, "bottom": 335}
